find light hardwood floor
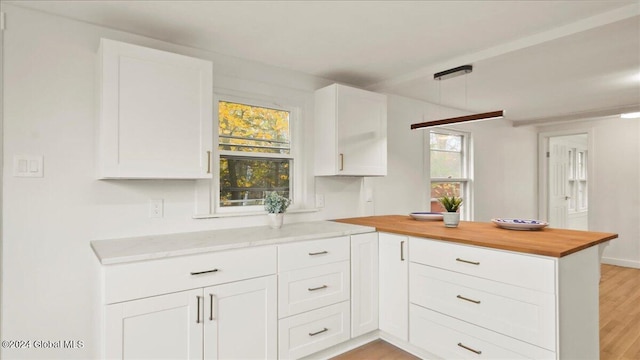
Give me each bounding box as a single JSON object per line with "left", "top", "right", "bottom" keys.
{"left": 333, "top": 264, "right": 640, "bottom": 360}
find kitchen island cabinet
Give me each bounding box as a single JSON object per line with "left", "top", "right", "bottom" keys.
{"left": 336, "top": 215, "right": 617, "bottom": 359}
{"left": 378, "top": 232, "right": 408, "bottom": 341}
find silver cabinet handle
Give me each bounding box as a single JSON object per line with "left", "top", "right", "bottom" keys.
{"left": 196, "top": 295, "right": 202, "bottom": 324}
{"left": 209, "top": 293, "right": 215, "bottom": 321}
{"left": 339, "top": 153, "right": 344, "bottom": 171}
{"left": 308, "top": 251, "right": 328, "bottom": 256}
{"left": 457, "top": 294, "right": 481, "bottom": 304}
{"left": 456, "top": 258, "right": 480, "bottom": 265}
{"left": 308, "top": 285, "right": 328, "bottom": 291}
{"left": 400, "top": 240, "right": 405, "bottom": 261}
{"left": 309, "top": 328, "right": 328, "bottom": 336}
{"left": 206, "top": 151, "right": 212, "bottom": 174}
{"left": 190, "top": 268, "right": 219, "bottom": 276}
{"left": 458, "top": 342, "right": 482, "bottom": 355}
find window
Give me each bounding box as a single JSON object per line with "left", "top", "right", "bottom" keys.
{"left": 216, "top": 99, "right": 295, "bottom": 211}
{"left": 429, "top": 130, "right": 472, "bottom": 218}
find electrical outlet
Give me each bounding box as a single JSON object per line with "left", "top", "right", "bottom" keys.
{"left": 149, "top": 199, "right": 163, "bottom": 218}
{"left": 315, "top": 194, "right": 325, "bottom": 208}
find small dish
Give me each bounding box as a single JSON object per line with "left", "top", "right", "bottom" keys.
{"left": 491, "top": 218, "right": 549, "bottom": 231}
{"left": 410, "top": 212, "right": 444, "bottom": 221}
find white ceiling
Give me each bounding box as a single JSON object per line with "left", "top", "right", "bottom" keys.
{"left": 10, "top": 0, "right": 640, "bottom": 124}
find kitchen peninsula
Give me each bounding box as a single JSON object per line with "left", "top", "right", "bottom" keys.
{"left": 91, "top": 216, "right": 617, "bottom": 359}
{"left": 337, "top": 215, "right": 617, "bottom": 359}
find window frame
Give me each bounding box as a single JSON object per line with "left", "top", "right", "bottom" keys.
{"left": 427, "top": 128, "right": 473, "bottom": 220}
{"left": 212, "top": 93, "right": 302, "bottom": 215}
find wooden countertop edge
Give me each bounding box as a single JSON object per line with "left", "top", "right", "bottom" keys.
{"left": 335, "top": 216, "right": 618, "bottom": 258}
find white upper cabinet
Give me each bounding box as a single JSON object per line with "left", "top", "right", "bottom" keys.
{"left": 97, "top": 38, "right": 213, "bottom": 179}
{"left": 314, "top": 84, "right": 387, "bottom": 176}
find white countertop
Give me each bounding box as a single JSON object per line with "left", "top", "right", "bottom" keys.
{"left": 91, "top": 221, "right": 375, "bottom": 265}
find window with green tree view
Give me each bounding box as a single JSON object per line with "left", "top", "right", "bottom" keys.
{"left": 218, "top": 100, "right": 292, "bottom": 208}
{"left": 430, "top": 130, "right": 471, "bottom": 218}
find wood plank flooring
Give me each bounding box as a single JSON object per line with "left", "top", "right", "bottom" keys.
{"left": 332, "top": 264, "right": 640, "bottom": 360}
{"left": 600, "top": 264, "right": 640, "bottom": 360}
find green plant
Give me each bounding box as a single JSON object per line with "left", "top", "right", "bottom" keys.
{"left": 438, "top": 195, "right": 463, "bottom": 212}
{"left": 264, "top": 192, "right": 291, "bottom": 214}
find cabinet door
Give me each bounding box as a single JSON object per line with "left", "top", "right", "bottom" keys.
{"left": 336, "top": 85, "right": 387, "bottom": 176}
{"left": 351, "top": 232, "right": 379, "bottom": 337}
{"left": 378, "top": 232, "right": 408, "bottom": 341}
{"left": 204, "top": 276, "right": 277, "bottom": 360}
{"left": 314, "top": 83, "right": 387, "bottom": 176}
{"left": 105, "top": 289, "right": 202, "bottom": 359}
{"left": 98, "top": 38, "right": 213, "bottom": 179}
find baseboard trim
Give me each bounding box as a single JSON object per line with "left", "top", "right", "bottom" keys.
{"left": 602, "top": 256, "right": 640, "bottom": 269}
{"left": 301, "top": 331, "right": 379, "bottom": 359}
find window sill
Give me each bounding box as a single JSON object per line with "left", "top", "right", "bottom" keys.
{"left": 193, "top": 207, "right": 320, "bottom": 219}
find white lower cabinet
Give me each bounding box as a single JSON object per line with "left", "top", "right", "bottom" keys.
{"left": 350, "top": 232, "right": 379, "bottom": 337}
{"left": 410, "top": 305, "right": 555, "bottom": 359}
{"left": 106, "top": 289, "right": 202, "bottom": 359}
{"left": 106, "top": 276, "right": 276, "bottom": 360}
{"left": 278, "top": 301, "right": 351, "bottom": 359}
{"left": 103, "top": 246, "right": 277, "bottom": 360}
{"left": 277, "top": 236, "right": 353, "bottom": 359}
{"left": 203, "top": 276, "right": 277, "bottom": 359}
{"left": 378, "top": 232, "right": 408, "bottom": 341}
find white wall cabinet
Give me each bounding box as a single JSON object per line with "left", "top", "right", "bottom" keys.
{"left": 378, "top": 232, "right": 408, "bottom": 341}
{"left": 314, "top": 84, "right": 387, "bottom": 176}
{"left": 97, "top": 38, "right": 213, "bottom": 179}
{"left": 350, "top": 232, "right": 379, "bottom": 337}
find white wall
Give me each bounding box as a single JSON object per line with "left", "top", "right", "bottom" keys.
{"left": 0, "top": 5, "right": 373, "bottom": 358}
{"left": 376, "top": 96, "right": 538, "bottom": 221}
{"left": 538, "top": 118, "right": 640, "bottom": 268}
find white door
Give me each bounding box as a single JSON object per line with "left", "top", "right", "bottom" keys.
{"left": 548, "top": 138, "right": 569, "bottom": 228}
{"left": 105, "top": 289, "right": 202, "bottom": 359}
{"left": 336, "top": 85, "right": 387, "bottom": 176}
{"left": 204, "top": 276, "right": 277, "bottom": 360}
{"left": 378, "top": 232, "right": 408, "bottom": 341}
{"left": 351, "top": 232, "right": 379, "bottom": 337}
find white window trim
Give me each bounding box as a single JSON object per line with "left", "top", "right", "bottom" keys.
{"left": 426, "top": 128, "right": 473, "bottom": 221}
{"left": 194, "top": 91, "right": 304, "bottom": 216}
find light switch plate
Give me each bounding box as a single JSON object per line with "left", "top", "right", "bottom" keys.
{"left": 13, "top": 155, "right": 44, "bottom": 177}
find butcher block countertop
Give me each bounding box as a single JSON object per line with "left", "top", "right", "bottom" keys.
{"left": 335, "top": 215, "right": 618, "bottom": 257}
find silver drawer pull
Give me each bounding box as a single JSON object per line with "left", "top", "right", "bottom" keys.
{"left": 309, "top": 327, "right": 328, "bottom": 336}
{"left": 308, "top": 285, "right": 328, "bottom": 292}
{"left": 456, "top": 258, "right": 480, "bottom": 265}
{"left": 457, "top": 295, "right": 481, "bottom": 304}
{"left": 308, "top": 251, "right": 328, "bottom": 256}
{"left": 190, "top": 268, "right": 219, "bottom": 276}
{"left": 458, "top": 342, "right": 482, "bottom": 355}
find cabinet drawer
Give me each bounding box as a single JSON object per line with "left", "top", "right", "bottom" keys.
{"left": 279, "top": 261, "right": 350, "bottom": 318}
{"left": 278, "top": 237, "right": 350, "bottom": 272}
{"left": 410, "top": 263, "right": 556, "bottom": 350}
{"left": 105, "top": 246, "right": 276, "bottom": 304}
{"left": 410, "top": 305, "right": 555, "bottom": 359}
{"left": 409, "top": 237, "right": 555, "bottom": 293}
{"left": 278, "top": 301, "right": 350, "bottom": 360}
